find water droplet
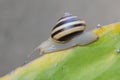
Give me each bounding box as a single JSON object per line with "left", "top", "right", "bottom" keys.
{"left": 97, "top": 24, "right": 101, "bottom": 28}
{"left": 116, "top": 48, "right": 120, "bottom": 53}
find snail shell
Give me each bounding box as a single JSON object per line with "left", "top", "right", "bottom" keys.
{"left": 36, "top": 13, "right": 98, "bottom": 53}
{"left": 51, "top": 13, "right": 86, "bottom": 43}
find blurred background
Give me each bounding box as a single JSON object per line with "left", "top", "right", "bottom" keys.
{"left": 0, "top": 0, "right": 120, "bottom": 76}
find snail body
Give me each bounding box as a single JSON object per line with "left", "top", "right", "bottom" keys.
{"left": 36, "top": 13, "right": 98, "bottom": 53}
{"left": 38, "top": 31, "right": 98, "bottom": 53}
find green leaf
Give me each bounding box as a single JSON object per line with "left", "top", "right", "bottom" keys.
{"left": 1, "top": 22, "right": 120, "bottom": 80}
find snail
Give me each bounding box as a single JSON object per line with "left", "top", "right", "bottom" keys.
{"left": 24, "top": 13, "right": 99, "bottom": 64}
{"left": 35, "top": 13, "right": 99, "bottom": 54}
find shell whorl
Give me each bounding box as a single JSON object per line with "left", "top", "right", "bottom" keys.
{"left": 51, "top": 13, "right": 86, "bottom": 43}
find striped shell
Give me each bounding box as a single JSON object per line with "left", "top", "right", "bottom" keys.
{"left": 51, "top": 13, "right": 86, "bottom": 43}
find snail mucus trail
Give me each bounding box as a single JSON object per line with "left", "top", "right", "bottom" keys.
{"left": 36, "top": 13, "right": 99, "bottom": 54}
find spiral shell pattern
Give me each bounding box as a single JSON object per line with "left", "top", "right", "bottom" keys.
{"left": 51, "top": 13, "right": 86, "bottom": 43}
